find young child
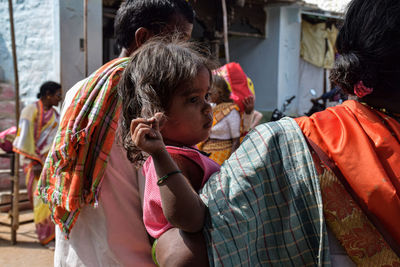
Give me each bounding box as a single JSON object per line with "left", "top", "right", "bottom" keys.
{"left": 198, "top": 75, "right": 262, "bottom": 165}
{"left": 118, "top": 38, "right": 220, "bottom": 266}
{"left": 197, "top": 75, "right": 242, "bottom": 165}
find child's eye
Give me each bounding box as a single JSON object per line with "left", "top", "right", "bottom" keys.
{"left": 190, "top": 97, "right": 198, "bottom": 103}
{"left": 205, "top": 93, "right": 211, "bottom": 102}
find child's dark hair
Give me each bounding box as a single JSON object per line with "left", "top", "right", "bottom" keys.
{"left": 118, "top": 37, "right": 215, "bottom": 166}
{"left": 114, "top": 0, "right": 194, "bottom": 51}
{"left": 212, "top": 75, "right": 232, "bottom": 103}
{"left": 330, "top": 0, "right": 400, "bottom": 98}
{"left": 37, "top": 81, "right": 61, "bottom": 99}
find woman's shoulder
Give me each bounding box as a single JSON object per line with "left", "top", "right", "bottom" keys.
{"left": 23, "top": 101, "right": 38, "bottom": 110}
{"left": 20, "top": 101, "right": 39, "bottom": 118}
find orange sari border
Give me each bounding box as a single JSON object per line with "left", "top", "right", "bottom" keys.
{"left": 320, "top": 167, "right": 400, "bottom": 265}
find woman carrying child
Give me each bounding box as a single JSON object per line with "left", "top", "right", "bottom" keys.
{"left": 120, "top": 0, "right": 400, "bottom": 264}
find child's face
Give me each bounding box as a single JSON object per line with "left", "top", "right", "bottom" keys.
{"left": 161, "top": 67, "right": 213, "bottom": 147}
{"left": 209, "top": 85, "right": 221, "bottom": 104}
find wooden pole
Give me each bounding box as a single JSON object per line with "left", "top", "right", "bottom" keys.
{"left": 84, "top": 0, "right": 88, "bottom": 76}
{"left": 221, "top": 0, "right": 230, "bottom": 63}
{"left": 8, "top": 0, "right": 21, "bottom": 245}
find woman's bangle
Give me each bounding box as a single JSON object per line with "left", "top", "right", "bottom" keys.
{"left": 157, "top": 170, "right": 182, "bottom": 186}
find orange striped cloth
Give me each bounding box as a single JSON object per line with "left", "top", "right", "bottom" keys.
{"left": 296, "top": 100, "right": 400, "bottom": 257}
{"left": 38, "top": 57, "right": 129, "bottom": 236}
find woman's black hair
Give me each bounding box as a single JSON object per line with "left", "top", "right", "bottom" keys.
{"left": 118, "top": 36, "right": 215, "bottom": 166}
{"left": 114, "top": 0, "right": 194, "bottom": 51}
{"left": 37, "top": 81, "right": 61, "bottom": 99}
{"left": 330, "top": 0, "right": 400, "bottom": 97}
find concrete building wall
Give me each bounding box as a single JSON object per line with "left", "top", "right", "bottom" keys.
{"left": 0, "top": 0, "right": 59, "bottom": 106}
{"left": 229, "top": 5, "right": 301, "bottom": 114}
{"left": 60, "top": 0, "right": 102, "bottom": 92}
{"left": 229, "top": 6, "right": 280, "bottom": 112}
{"left": 276, "top": 6, "right": 301, "bottom": 114}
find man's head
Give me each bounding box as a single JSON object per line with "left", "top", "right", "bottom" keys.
{"left": 114, "top": 0, "right": 194, "bottom": 55}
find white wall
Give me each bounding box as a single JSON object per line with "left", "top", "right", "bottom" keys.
{"left": 0, "top": 0, "right": 102, "bottom": 104}
{"left": 0, "top": 0, "right": 59, "bottom": 105}
{"left": 303, "top": 0, "right": 350, "bottom": 13}
{"left": 60, "top": 0, "right": 102, "bottom": 92}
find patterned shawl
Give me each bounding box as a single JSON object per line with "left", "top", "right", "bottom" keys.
{"left": 38, "top": 57, "right": 129, "bottom": 236}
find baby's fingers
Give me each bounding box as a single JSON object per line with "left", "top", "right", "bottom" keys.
{"left": 132, "top": 126, "right": 154, "bottom": 147}
{"left": 131, "top": 120, "right": 154, "bottom": 144}
{"left": 132, "top": 121, "right": 155, "bottom": 139}
{"left": 130, "top": 118, "right": 151, "bottom": 136}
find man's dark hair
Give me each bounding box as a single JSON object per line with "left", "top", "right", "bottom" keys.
{"left": 37, "top": 81, "right": 61, "bottom": 99}
{"left": 114, "top": 0, "right": 194, "bottom": 50}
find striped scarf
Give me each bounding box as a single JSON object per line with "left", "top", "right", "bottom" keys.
{"left": 38, "top": 57, "right": 129, "bottom": 236}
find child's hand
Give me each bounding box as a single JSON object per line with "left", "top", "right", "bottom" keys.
{"left": 243, "top": 95, "right": 255, "bottom": 114}
{"left": 130, "top": 112, "right": 166, "bottom": 156}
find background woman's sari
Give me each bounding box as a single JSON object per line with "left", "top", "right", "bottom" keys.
{"left": 13, "top": 100, "right": 59, "bottom": 245}
{"left": 198, "top": 102, "right": 241, "bottom": 165}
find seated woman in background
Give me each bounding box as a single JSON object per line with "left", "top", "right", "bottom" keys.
{"left": 13, "top": 81, "right": 62, "bottom": 245}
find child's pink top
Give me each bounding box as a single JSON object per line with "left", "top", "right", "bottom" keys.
{"left": 142, "top": 146, "right": 220, "bottom": 239}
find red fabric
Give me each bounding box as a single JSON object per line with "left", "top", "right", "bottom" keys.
{"left": 214, "top": 62, "right": 253, "bottom": 112}
{"left": 0, "top": 126, "right": 16, "bottom": 152}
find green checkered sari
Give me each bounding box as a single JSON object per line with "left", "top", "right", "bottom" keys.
{"left": 200, "top": 118, "right": 330, "bottom": 266}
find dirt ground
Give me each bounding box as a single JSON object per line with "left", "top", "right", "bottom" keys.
{"left": 0, "top": 211, "right": 54, "bottom": 267}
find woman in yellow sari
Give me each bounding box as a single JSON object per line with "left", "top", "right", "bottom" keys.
{"left": 13, "top": 81, "right": 62, "bottom": 245}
